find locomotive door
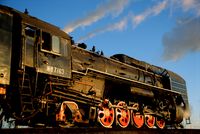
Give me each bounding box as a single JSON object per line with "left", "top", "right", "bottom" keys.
{"left": 23, "top": 25, "right": 36, "bottom": 67}
{"left": 36, "top": 30, "right": 71, "bottom": 78}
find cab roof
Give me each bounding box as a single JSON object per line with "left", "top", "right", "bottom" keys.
{"left": 0, "top": 4, "right": 71, "bottom": 40}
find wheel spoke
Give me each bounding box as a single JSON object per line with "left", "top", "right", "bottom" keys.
{"left": 156, "top": 117, "right": 165, "bottom": 129}
{"left": 116, "top": 101, "right": 130, "bottom": 128}
{"left": 132, "top": 112, "right": 144, "bottom": 128}
{"left": 98, "top": 100, "right": 114, "bottom": 128}
{"left": 145, "top": 115, "right": 155, "bottom": 128}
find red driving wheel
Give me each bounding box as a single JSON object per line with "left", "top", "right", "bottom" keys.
{"left": 115, "top": 101, "right": 130, "bottom": 128}
{"left": 98, "top": 100, "right": 114, "bottom": 128}
{"left": 145, "top": 114, "right": 155, "bottom": 128}
{"left": 132, "top": 112, "right": 144, "bottom": 128}
{"left": 156, "top": 117, "right": 165, "bottom": 129}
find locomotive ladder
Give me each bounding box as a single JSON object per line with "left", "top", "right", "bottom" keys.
{"left": 18, "top": 69, "right": 35, "bottom": 116}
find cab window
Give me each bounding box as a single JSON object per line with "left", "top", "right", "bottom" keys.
{"left": 41, "top": 31, "right": 61, "bottom": 55}
{"left": 24, "top": 26, "right": 36, "bottom": 66}
{"left": 52, "top": 35, "right": 60, "bottom": 53}
{"left": 42, "top": 32, "right": 51, "bottom": 51}
{"left": 25, "top": 26, "right": 35, "bottom": 37}
{"left": 25, "top": 26, "right": 35, "bottom": 46}
{"left": 60, "top": 38, "right": 70, "bottom": 57}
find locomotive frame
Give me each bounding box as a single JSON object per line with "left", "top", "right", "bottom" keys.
{"left": 0, "top": 5, "right": 190, "bottom": 129}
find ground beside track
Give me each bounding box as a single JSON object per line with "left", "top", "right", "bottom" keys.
{"left": 0, "top": 128, "right": 200, "bottom": 134}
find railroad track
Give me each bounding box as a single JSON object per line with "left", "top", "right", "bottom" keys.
{"left": 0, "top": 128, "right": 199, "bottom": 134}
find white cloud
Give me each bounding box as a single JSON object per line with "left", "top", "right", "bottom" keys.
{"left": 64, "top": 0, "right": 129, "bottom": 33}
{"left": 77, "top": 0, "right": 170, "bottom": 42}
{"left": 172, "top": 0, "right": 200, "bottom": 16}
{"left": 77, "top": 17, "right": 128, "bottom": 42}
{"left": 162, "top": 17, "right": 200, "bottom": 61}
{"left": 182, "top": 0, "right": 197, "bottom": 11}
{"left": 161, "top": 0, "right": 200, "bottom": 61}
{"left": 132, "top": 0, "right": 168, "bottom": 27}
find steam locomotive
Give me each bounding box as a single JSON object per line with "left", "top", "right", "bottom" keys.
{"left": 0, "top": 5, "right": 190, "bottom": 128}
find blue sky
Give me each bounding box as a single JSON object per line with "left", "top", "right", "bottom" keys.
{"left": 1, "top": 0, "right": 200, "bottom": 128}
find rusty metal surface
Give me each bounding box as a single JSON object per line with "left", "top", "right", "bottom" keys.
{"left": 0, "top": 128, "right": 200, "bottom": 134}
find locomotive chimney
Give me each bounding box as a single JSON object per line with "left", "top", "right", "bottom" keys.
{"left": 24, "top": 8, "right": 29, "bottom": 14}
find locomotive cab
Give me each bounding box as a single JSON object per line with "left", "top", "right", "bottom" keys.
{"left": 22, "top": 21, "right": 72, "bottom": 79}
{"left": 0, "top": 5, "right": 73, "bottom": 126}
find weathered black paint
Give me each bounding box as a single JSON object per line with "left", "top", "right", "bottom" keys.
{"left": 0, "top": 10, "right": 13, "bottom": 85}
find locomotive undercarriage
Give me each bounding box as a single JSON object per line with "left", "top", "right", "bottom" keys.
{"left": 50, "top": 70, "right": 184, "bottom": 129}
{"left": 0, "top": 66, "right": 185, "bottom": 129}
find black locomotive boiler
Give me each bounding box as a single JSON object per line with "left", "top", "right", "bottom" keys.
{"left": 0, "top": 5, "right": 190, "bottom": 129}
